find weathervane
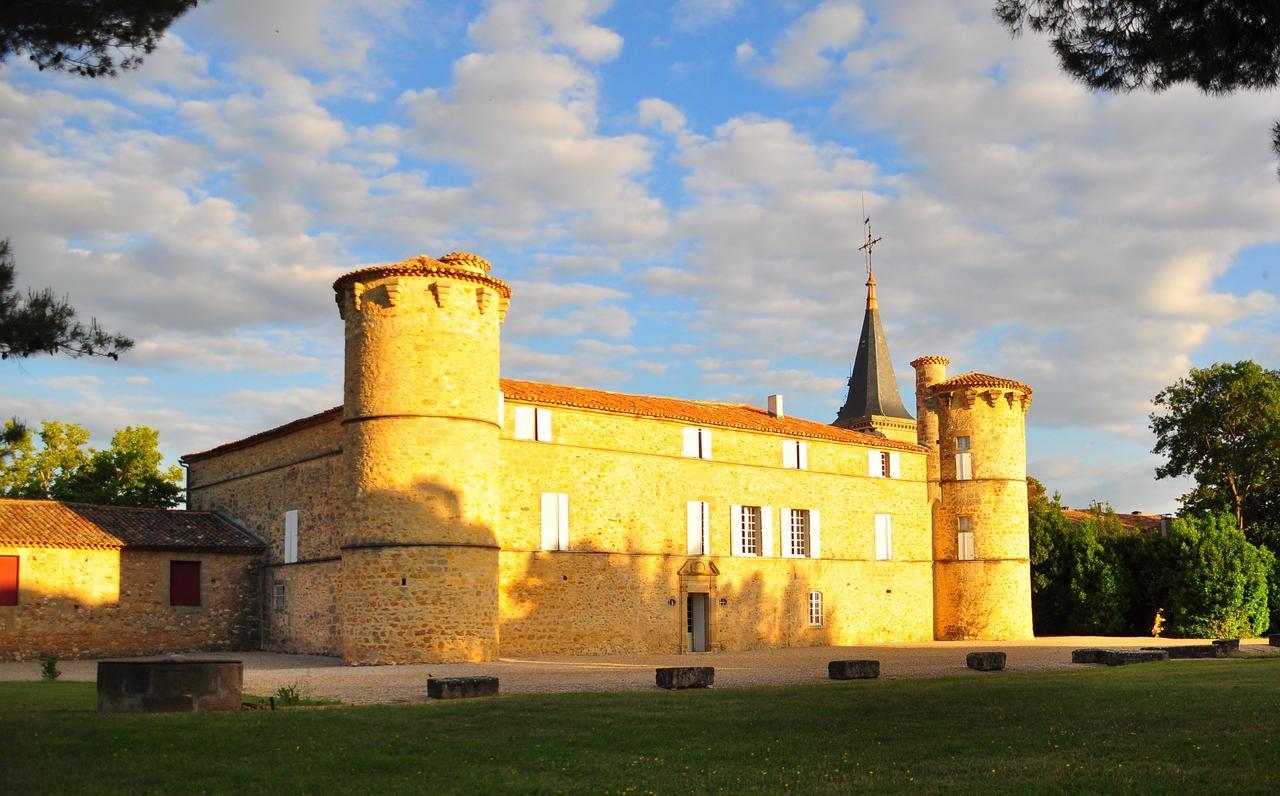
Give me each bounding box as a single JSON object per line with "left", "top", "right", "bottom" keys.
{"left": 858, "top": 195, "right": 882, "bottom": 280}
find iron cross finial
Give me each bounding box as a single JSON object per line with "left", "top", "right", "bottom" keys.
{"left": 858, "top": 216, "right": 882, "bottom": 279}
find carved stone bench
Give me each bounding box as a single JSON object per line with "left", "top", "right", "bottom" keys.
{"left": 966, "top": 651, "right": 1006, "bottom": 671}
{"left": 656, "top": 666, "right": 714, "bottom": 689}
{"left": 427, "top": 676, "right": 499, "bottom": 699}
{"left": 97, "top": 659, "right": 243, "bottom": 713}
{"left": 828, "top": 660, "right": 880, "bottom": 680}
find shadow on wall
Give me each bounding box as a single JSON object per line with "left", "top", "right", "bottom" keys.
{"left": 0, "top": 549, "right": 261, "bottom": 661}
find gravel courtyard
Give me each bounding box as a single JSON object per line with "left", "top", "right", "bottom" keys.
{"left": 2, "top": 637, "right": 1270, "bottom": 704}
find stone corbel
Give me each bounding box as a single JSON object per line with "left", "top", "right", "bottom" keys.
{"left": 959, "top": 389, "right": 976, "bottom": 409}
{"left": 384, "top": 278, "right": 406, "bottom": 307}
{"left": 335, "top": 291, "right": 346, "bottom": 320}
{"left": 430, "top": 281, "right": 451, "bottom": 308}
{"left": 498, "top": 295, "right": 511, "bottom": 323}
{"left": 352, "top": 282, "right": 366, "bottom": 312}
{"left": 981, "top": 390, "right": 999, "bottom": 408}
{"left": 476, "top": 286, "right": 492, "bottom": 314}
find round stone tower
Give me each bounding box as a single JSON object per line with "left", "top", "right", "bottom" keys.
{"left": 910, "top": 355, "right": 949, "bottom": 500}
{"left": 332, "top": 253, "right": 511, "bottom": 664}
{"left": 928, "top": 370, "right": 1033, "bottom": 640}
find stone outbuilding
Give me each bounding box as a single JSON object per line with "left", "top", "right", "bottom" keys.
{"left": 0, "top": 499, "right": 264, "bottom": 660}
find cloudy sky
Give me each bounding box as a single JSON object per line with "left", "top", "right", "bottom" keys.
{"left": 2, "top": 0, "right": 1277, "bottom": 512}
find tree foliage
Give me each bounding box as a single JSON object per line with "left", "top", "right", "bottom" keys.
{"left": 0, "top": 239, "right": 133, "bottom": 361}
{"left": 1029, "top": 493, "right": 1131, "bottom": 635}
{"left": 1, "top": 420, "right": 182, "bottom": 508}
{"left": 995, "top": 1, "right": 1280, "bottom": 173}
{"left": 1157, "top": 513, "right": 1272, "bottom": 638}
{"left": 1150, "top": 361, "right": 1280, "bottom": 542}
{"left": 0, "top": 0, "right": 199, "bottom": 78}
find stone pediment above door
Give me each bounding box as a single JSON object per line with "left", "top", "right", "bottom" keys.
{"left": 678, "top": 559, "right": 719, "bottom": 577}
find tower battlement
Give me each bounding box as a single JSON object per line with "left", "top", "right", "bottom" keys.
{"left": 334, "top": 253, "right": 511, "bottom": 323}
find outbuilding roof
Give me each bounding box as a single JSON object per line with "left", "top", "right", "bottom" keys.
{"left": 0, "top": 500, "right": 264, "bottom": 552}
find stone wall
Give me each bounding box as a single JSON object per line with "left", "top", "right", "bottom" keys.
{"left": 0, "top": 547, "right": 260, "bottom": 661}
{"left": 260, "top": 559, "right": 341, "bottom": 655}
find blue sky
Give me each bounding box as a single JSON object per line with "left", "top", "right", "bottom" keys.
{"left": 2, "top": 0, "right": 1278, "bottom": 513}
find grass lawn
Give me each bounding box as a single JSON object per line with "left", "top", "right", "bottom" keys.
{"left": 4, "top": 659, "right": 1280, "bottom": 794}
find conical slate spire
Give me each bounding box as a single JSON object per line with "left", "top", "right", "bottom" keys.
{"left": 834, "top": 268, "right": 912, "bottom": 426}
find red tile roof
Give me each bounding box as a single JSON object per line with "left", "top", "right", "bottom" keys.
{"left": 0, "top": 500, "right": 264, "bottom": 552}
{"left": 183, "top": 379, "right": 923, "bottom": 462}
{"left": 932, "top": 371, "right": 1032, "bottom": 396}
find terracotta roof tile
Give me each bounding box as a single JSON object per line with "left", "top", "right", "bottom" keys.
{"left": 500, "top": 379, "right": 921, "bottom": 449}
{"left": 184, "top": 379, "right": 924, "bottom": 462}
{"left": 0, "top": 500, "right": 265, "bottom": 552}
{"left": 932, "top": 371, "right": 1032, "bottom": 396}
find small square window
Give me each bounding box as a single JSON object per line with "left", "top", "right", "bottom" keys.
{"left": 956, "top": 436, "right": 971, "bottom": 451}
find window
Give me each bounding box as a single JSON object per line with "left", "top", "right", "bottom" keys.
{"left": 808, "top": 591, "right": 823, "bottom": 626}
{"left": 170, "top": 561, "right": 201, "bottom": 606}
{"left": 0, "top": 555, "right": 17, "bottom": 606}
{"left": 686, "top": 501, "right": 710, "bottom": 555}
{"left": 868, "top": 450, "right": 901, "bottom": 478}
{"left": 781, "top": 508, "right": 821, "bottom": 558}
{"left": 682, "top": 427, "right": 712, "bottom": 459}
{"left": 273, "top": 581, "right": 287, "bottom": 610}
{"left": 514, "top": 406, "right": 552, "bottom": 441}
{"left": 956, "top": 435, "right": 971, "bottom": 450}
{"left": 957, "top": 516, "right": 975, "bottom": 561}
{"left": 283, "top": 510, "right": 299, "bottom": 564}
{"left": 874, "top": 514, "right": 893, "bottom": 561}
{"left": 782, "top": 440, "right": 809, "bottom": 469}
{"left": 731, "top": 505, "right": 773, "bottom": 556}
{"left": 955, "top": 436, "right": 973, "bottom": 480}
{"left": 540, "top": 492, "right": 570, "bottom": 551}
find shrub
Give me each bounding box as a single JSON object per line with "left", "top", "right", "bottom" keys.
{"left": 1159, "top": 513, "right": 1271, "bottom": 638}
{"left": 39, "top": 656, "right": 60, "bottom": 681}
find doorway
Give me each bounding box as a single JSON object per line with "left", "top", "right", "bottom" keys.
{"left": 687, "top": 592, "right": 708, "bottom": 652}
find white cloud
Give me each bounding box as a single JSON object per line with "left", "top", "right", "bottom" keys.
{"left": 673, "top": 0, "right": 743, "bottom": 32}
{"left": 746, "top": 2, "right": 866, "bottom": 88}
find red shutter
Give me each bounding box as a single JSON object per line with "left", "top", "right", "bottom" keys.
{"left": 0, "top": 556, "right": 17, "bottom": 606}
{"left": 170, "top": 561, "right": 201, "bottom": 606}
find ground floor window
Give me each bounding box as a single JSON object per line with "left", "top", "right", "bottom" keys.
{"left": 273, "top": 581, "right": 287, "bottom": 609}
{"left": 808, "top": 590, "right": 823, "bottom": 626}
{"left": 0, "top": 555, "right": 17, "bottom": 606}
{"left": 170, "top": 560, "right": 201, "bottom": 606}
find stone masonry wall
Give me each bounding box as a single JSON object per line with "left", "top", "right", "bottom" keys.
{"left": 0, "top": 547, "right": 260, "bottom": 661}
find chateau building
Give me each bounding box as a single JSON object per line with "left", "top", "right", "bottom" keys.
{"left": 178, "top": 250, "right": 1035, "bottom": 664}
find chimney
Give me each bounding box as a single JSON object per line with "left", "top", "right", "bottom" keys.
{"left": 767, "top": 394, "right": 784, "bottom": 418}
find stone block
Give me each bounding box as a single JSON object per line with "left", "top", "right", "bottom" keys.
{"left": 828, "top": 660, "right": 880, "bottom": 680}
{"left": 1071, "top": 648, "right": 1106, "bottom": 664}
{"left": 966, "top": 651, "right": 1006, "bottom": 671}
{"left": 1269, "top": 634, "right": 1280, "bottom": 647}
{"left": 1098, "top": 649, "right": 1168, "bottom": 666}
{"left": 655, "top": 667, "right": 714, "bottom": 689}
{"left": 427, "top": 676, "right": 499, "bottom": 700}
{"left": 1213, "top": 639, "right": 1239, "bottom": 653}
{"left": 1140, "top": 644, "right": 1224, "bottom": 659}
{"left": 98, "top": 660, "right": 243, "bottom": 713}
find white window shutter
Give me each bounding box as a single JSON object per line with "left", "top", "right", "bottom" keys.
{"left": 687, "top": 501, "right": 703, "bottom": 555}
{"left": 701, "top": 501, "right": 710, "bottom": 555}
{"left": 889, "top": 452, "right": 901, "bottom": 479}
{"left": 874, "top": 514, "right": 887, "bottom": 560}
{"left": 535, "top": 408, "right": 552, "bottom": 441}
{"left": 782, "top": 440, "right": 796, "bottom": 469}
{"left": 808, "top": 509, "right": 821, "bottom": 559}
{"left": 284, "top": 510, "right": 298, "bottom": 564}
{"left": 515, "top": 406, "right": 535, "bottom": 440}
{"left": 699, "top": 428, "right": 712, "bottom": 459}
{"left": 731, "top": 505, "right": 743, "bottom": 556}
{"left": 497, "top": 391, "right": 505, "bottom": 425}
{"left": 761, "top": 507, "right": 774, "bottom": 556}
{"left": 868, "top": 449, "right": 882, "bottom": 477}
{"left": 884, "top": 515, "right": 893, "bottom": 559}
{"left": 959, "top": 531, "right": 974, "bottom": 560}
{"left": 780, "top": 508, "right": 794, "bottom": 557}
{"left": 540, "top": 493, "right": 559, "bottom": 550}
{"left": 798, "top": 442, "right": 808, "bottom": 470}
{"left": 682, "top": 427, "right": 699, "bottom": 457}
{"left": 557, "top": 493, "right": 569, "bottom": 551}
